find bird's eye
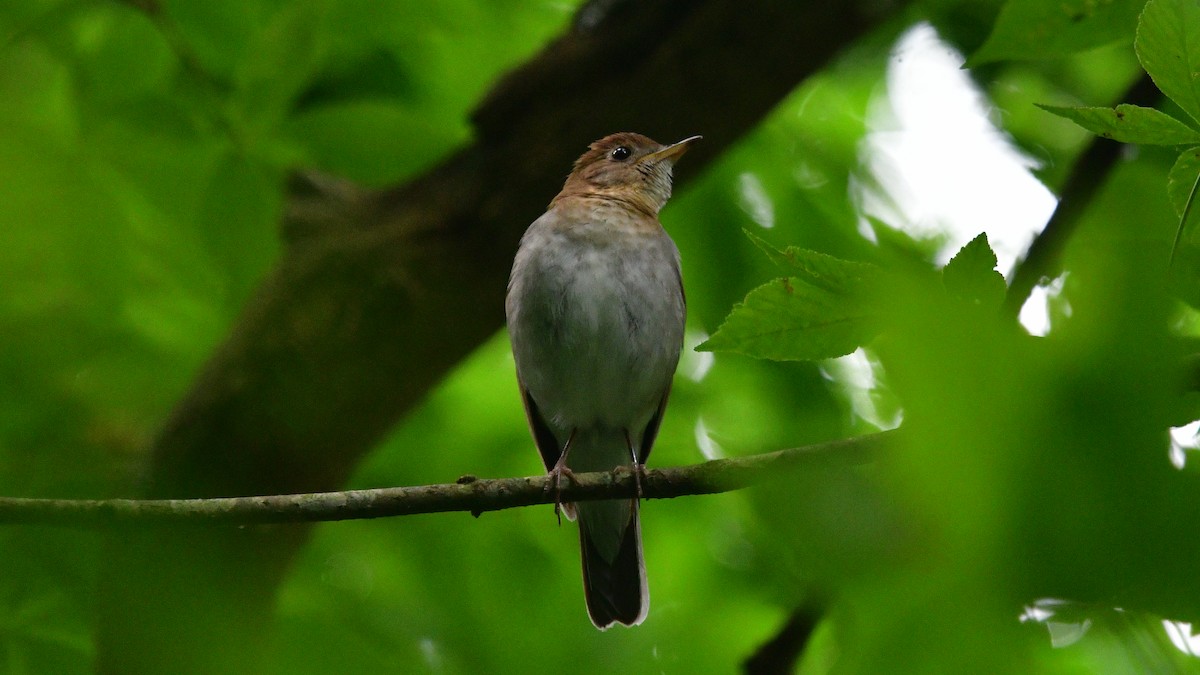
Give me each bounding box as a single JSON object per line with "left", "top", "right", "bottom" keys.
{"left": 610, "top": 146, "right": 632, "bottom": 161}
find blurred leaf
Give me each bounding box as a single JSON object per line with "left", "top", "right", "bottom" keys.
{"left": 942, "top": 233, "right": 1007, "bottom": 307}
{"left": 234, "top": 2, "right": 327, "bottom": 132}
{"left": 296, "top": 49, "right": 415, "bottom": 110}
{"left": 70, "top": 6, "right": 173, "bottom": 104}
{"left": 1136, "top": 0, "right": 1200, "bottom": 125}
{"left": 970, "top": 0, "right": 1144, "bottom": 65}
{"left": 285, "top": 100, "right": 466, "bottom": 185}
{"left": 752, "top": 465, "right": 911, "bottom": 583}
{"left": 156, "top": 0, "right": 263, "bottom": 79}
{"left": 193, "top": 154, "right": 282, "bottom": 302}
{"left": 856, "top": 230, "right": 1182, "bottom": 670}
{"left": 1037, "top": 103, "right": 1200, "bottom": 145}
{"left": 0, "top": 40, "right": 76, "bottom": 145}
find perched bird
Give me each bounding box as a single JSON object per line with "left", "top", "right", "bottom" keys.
{"left": 506, "top": 132, "right": 699, "bottom": 628}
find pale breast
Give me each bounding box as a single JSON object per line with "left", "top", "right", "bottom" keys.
{"left": 506, "top": 208, "right": 685, "bottom": 433}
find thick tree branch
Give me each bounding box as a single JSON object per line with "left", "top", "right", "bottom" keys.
{"left": 1, "top": 433, "right": 887, "bottom": 527}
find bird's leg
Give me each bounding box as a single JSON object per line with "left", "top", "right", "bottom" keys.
{"left": 547, "top": 429, "right": 578, "bottom": 524}
{"left": 623, "top": 429, "right": 646, "bottom": 499}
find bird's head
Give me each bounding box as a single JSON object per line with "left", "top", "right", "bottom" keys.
{"left": 554, "top": 132, "right": 702, "bottom": 215}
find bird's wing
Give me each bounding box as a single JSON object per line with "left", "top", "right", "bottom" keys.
{"left": 637, "top": 384, "right": 672, "bottom": 466}
{"left": 636, "top": 254, "right": 685, "bottom": 465}
{"left": 518, "top": 381, "right": 562, "bottom": 472}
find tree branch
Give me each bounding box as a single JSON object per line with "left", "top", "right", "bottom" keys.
{"left": 743, "top": 600, "right": 827, "bottom": 675}
{"left": 1, "top": 433, "right": 889, "bottom": 527}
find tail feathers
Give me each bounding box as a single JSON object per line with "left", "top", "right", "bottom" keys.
{"left": 579, "top": 500, "right": 647, "bottom": 629}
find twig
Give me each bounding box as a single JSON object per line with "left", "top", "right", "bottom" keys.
{"left": 0, "top": 432, "right": 890, "bottom": 528}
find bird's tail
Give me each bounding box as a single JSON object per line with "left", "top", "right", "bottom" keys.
{"left": 577, "top": 492, "right": 647, "bottom": 628}
{"left": 567, "top": 427, "right": 648, "bottom": 628}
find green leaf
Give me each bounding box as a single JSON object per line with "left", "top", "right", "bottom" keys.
{"left": 1168, "top": 147, "right": 1200, "bottom": 302}
{"left": 971, "top": 0, "right": 1145, "bottom": 65}
{"left": 743, "top": 229, "right": 881, "bottom": 294}
{"left": 1168, "top": 147, "right": 1200, "bottom": 217}
{"left": 942, "top": 233, "right": 1007, "bottom": 308}
{"left": 1136, "top": 0, "right": 1200, "bottom": 125}
{"left": 234, "top": 2, "right": 328, "bottom": 131}
{"left": 1037, "top": 103, "right": 1200, "bottom": 145}
{"left": 156, "top": 0, "right": 263, "bottom": 78}
{"left": 697, "top": 277, "right": 879, "bottom": 361}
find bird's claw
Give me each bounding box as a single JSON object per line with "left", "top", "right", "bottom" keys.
{"left": 613, "top": 463, "right": 647, "bottom": 499}
{"left": 546, "top": 461, "right": 578, "bottom": 525}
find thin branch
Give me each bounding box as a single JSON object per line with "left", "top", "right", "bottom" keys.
{"left": 0, "top": 432, "right": 890, "bottom": 528}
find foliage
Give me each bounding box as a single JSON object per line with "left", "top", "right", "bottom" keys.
{"left": 969, "top": 0, "right": 1146, "bottom": 64}
{"left": 2, "top": 0, "right": 1200, "bottom": 673}
{"left": 1039, "top": 0, "right": 1200, "bottom": 300}
{"left": 697, "top": 231, "right": 883, "bottom": 361}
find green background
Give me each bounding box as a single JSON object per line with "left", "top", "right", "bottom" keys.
{"left": 2, "top": 0, "right": 1199, "bottom": 672}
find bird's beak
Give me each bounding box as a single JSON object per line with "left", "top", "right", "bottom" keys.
{"left": 641, "top": 135, "right": 703, "bottom": 164}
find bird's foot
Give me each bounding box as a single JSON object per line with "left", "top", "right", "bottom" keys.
{"left": 546, "top": 458, "right": 578, "bottom": 525}
{"left": 613, "top": 463, "right": 647, "bottom": 499}
{"left": 620, "top": 429, "right": 646, "bottom": 498}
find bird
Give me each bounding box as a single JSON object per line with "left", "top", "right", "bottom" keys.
{"left": 505, "top": 132, "right": 699, "bottom": 629}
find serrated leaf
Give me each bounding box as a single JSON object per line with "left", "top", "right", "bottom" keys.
{"left": 744, "top": 228, "right": 800, "bottom": 272}
{"left": 697, "top": 277, "right": 879, "bottom": 361}
{"left": 1038, "top": 104, "right": 1200, "bottom": 145}
{"left": 943, "top": 233, "right": 1007, "bottom": 308}
{"left": 743, "top": 229, "right": 881, "bottom": 294}
{"left": 971, "top": 0, "right": 1144, "bottom": 65}
{"left": 1169, "top": 147, "right": 1200, "bottom": 217}
{"left": 1136, "top": 0, "right": 1200, "bottom": 125}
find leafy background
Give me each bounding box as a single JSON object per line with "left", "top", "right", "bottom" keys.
{"left": 2, "top": 0, "right": 1200, "bottom": 673}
